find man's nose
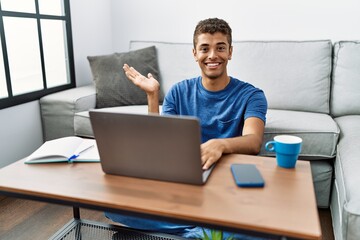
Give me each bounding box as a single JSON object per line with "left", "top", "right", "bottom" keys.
{"left": 208, "top": 49, "right": 217, "bottom": 59}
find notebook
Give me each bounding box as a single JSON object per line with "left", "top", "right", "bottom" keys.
{"left": 89, "top": 111, "right": 215, "bottom": 185}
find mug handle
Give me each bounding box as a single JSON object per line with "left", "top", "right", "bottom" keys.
{"left": 265, "top": 141, "right": 276, "bottom": 152}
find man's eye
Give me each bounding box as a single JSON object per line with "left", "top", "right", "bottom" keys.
{"left": 218, "top": 46, "right": 226, "bottom": 51}
{"left": 200, "top": 47, "right": 208, "bottom": 52}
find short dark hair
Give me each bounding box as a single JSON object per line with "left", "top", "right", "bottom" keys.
{"left": 193, "top": 18, "right": 232, "bottom": 48}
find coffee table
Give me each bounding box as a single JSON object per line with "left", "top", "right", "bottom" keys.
{"left": 0, "top": 154, "right": 321, "bottom": 239}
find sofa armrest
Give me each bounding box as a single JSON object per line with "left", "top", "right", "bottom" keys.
{"left": 40, "top": 84, "right": 96, "bottom": 141}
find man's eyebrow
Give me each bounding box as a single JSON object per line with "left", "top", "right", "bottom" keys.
{"left": 198, "top": 43, "right": 209, "bottom": 47}
{"left": 198, "top": 42, "right": 227, "bottom": 47}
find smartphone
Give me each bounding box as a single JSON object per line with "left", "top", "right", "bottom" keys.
{"left": 231, "top": 164, "right": 265, "bottom": 188}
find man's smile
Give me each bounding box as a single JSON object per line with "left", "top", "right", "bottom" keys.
{"left": 205, "top": 62, "right": 222, "bottom": 68}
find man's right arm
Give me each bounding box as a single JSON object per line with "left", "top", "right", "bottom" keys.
{"left": 123, "top": 64, "right": 160, "bottom": 114}
{"left": 146, "top": 91, "right": 160, "bottom": 114}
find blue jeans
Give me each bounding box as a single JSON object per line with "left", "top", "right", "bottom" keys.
{"left": 105, "top": 212, "right": 270, "bottom": 239}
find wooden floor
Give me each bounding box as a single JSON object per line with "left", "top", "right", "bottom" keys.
{"left": 0, "top": 196, "right": 334, "bottom": 240}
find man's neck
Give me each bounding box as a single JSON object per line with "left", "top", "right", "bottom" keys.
{"left": 201, "top": 75, "right": 231, "bottom": 92}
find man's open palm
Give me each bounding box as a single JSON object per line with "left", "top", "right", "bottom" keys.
{"left": 123, "top": 64, "right": 160, "bottom": 94}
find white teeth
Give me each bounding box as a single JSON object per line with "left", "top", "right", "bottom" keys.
{"left": 207, "top": 63, "right": 219, "bottom": 67}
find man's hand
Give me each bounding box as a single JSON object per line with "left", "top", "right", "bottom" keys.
{"left": 123, "top": 64, "right": 160, "bottom": 94}
{"left": 201, "top": 139, "right": 225, "bottom": 170}
{"left": 123, "top": 64, "right": 160, "bottom": 113}
{"left": 200, "top": 117, "right": 265, "bottom": 170}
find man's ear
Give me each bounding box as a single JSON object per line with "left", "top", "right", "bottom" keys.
{"left": 192, "top": 48, "right": 198, "bottom": 62}
{"left": 228, "top": 46, "right": 233, "bottom": 60}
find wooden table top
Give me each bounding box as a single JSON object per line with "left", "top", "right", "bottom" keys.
{"left": 0, "top": 154, "right": 321, "bottom": 239}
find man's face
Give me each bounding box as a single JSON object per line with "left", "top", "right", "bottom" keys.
{"left": 193, "top": 32, "right": 233, "bottom": 80}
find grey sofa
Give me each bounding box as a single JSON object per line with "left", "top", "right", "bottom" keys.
{"left": 39, "top": 40, "right": 360, "bottom": 240}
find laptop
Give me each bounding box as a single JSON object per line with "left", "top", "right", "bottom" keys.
{"left": 89, "top": 111, "right": 215, "bottom": 185}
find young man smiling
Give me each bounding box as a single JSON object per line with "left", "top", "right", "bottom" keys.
{"left": 123, "top": 18, "right": 267, "bottom": 170}
{"left": 107, "top": 18, "right": 268, "bottom": 239}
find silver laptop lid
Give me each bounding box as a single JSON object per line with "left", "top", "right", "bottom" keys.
{"left": 90, "top": 111, "right": 213, "bottom": 185}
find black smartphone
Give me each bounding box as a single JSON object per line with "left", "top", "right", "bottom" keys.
{"left": 231, "top": 164, "right": 265, "bottom": 188}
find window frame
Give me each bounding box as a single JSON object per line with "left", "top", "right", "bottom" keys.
{"left": 0, "top": 0, "right": 75, "bottom": 109}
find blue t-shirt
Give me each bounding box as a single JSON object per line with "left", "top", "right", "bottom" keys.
{"left": 162, "top": 76, "right": 267, "bottom": 143}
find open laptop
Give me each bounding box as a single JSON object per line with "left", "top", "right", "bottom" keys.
{"left": 89, "top": 111, "right": 215, "bottom": 185}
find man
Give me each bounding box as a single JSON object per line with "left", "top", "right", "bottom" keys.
{"left": 123, "top": 18, "right": 267, "bottom": 170}
{"left": 107, "top": 18, "right": 267, "bottom": 239}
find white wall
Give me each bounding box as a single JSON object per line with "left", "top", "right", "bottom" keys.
{"left": 111, "top": 0, "right": 360, "bottom": 52}
{"left": 70, "top": 0, "right": 113, "bottom": 87}
{"left": 0, "top": 101, "right": 43, "bottom": 168}
{"left": 74, "top": 0, "right": 360, "bottom": 84}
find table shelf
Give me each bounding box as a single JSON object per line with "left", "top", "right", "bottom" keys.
{"left": 50, "top": 219, "right": 187, "bottom": 240}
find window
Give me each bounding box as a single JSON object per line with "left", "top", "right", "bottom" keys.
{"left": 0, "top": 0, "right": 75, "bottom": 109}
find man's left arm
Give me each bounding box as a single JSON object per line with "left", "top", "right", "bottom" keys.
{"left": 201, "top": 117, "right": 265, "bottom": 170}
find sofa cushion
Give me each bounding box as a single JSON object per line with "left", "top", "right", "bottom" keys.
{"left": 334, "top": 116, "right": 360, "bottom": 201}
{"left": 260, "top": 109, "right": 339, "bottom": 159}
{"left": 130, "top": 41, "right": 332, "bottom": 114}
{"left": 310, "top": 161, "right": 333, "bottom": 208}
{"left": 230, "top": 41, "right": 332, "bottom": 113}
{"left": 331, "top": 115, "right": 360, "bottom": 240}
{"left": 77, "top": 107, "right": 339, "bottom": 159}
{"left": 331, "top": 41, "right": 360, "bottom": 117}
{"left": 130, "top": 41, "right": 199, "bottom": 95}
{"left": 87, "top": 46, "right": 161, "bottom": 108}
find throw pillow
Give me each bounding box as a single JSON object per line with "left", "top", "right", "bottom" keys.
{"left": 87, "top": 46, "right": 162, "bottom": 108}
